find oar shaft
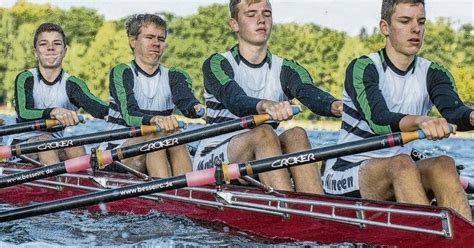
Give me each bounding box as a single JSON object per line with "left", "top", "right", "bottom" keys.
{"left": 0, "top": 116, "right": 85, "bottom": 137}
{"left": 112, "top": 116, "right": 256, "bottom": 160}
{"left": 0, "top": 176, "right": 187, "bottom": 222}
{"left": 1, "top": 122, "right": 185, "bottom": 159}
{"left": 0, "top": 163, "right": 66, "bottom": 188}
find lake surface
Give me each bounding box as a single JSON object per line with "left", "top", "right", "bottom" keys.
{"left": 1, "top": 117, "right": 473, "bottom": 247}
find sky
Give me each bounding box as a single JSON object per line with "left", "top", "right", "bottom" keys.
{"left": 1, "top": 0, "right": 473, "bottom": 36}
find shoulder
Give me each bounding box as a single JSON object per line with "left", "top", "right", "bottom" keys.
{"left": 67, "top": 75, "right": 87, "bottom": 86}
{"left": 205, "top": 53, "right": 227, "bottom": 65}
{"left": 169, "top": 67, "right": 190, "bottom": 77}
{"left": 16, "top": 70, "right": 34, "bottom": 82}
{"left": 111, "top": 63, "right": 132, "bottom": 74}
{"left": 349, "top": 55, "right": 377, "bottom": 75}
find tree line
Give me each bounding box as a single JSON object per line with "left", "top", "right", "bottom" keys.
{"left": 1, "top": 1, "right": 472, "bottom": 120}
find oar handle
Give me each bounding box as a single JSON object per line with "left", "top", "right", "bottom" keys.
{"left": 140, "top": 121, "right": 186, "bottom": 135}
{"left": 155, "top": 121, "right": 186, "bottom": 132}
{"left": 268, "top": 105, "right": 301, "bottom": 121}
{"left": 253, "top": 105, "right": 301, "bottom": 126}
{"left": 45, "top": 115, "right": 86, "bottom": 128}
{"left": 196, "top": 108, "right": 205, "bottom": 117}
{"left": 416, "top": 124, "right": 455, "bottom": 140}
{"left": 401, "top": 124, "right": 456, "bottom": 144}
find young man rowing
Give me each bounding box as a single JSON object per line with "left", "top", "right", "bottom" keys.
{"left": 322, "top": 0, "right": 474, "bottom": 220}
{"left": 104, "top": 14, "right": 203, "bottom": 178}
{"left": 13, "top": 23, "right": 108, "bottom": 165}
{"left": 193, "top": 0, "right": 343, "bottom": 193}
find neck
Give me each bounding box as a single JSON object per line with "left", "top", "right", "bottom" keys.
{"left": 38, "top": 66, "right": 62, "bottom": 82}
{"left": 238, "top": 41, "right": 268, "bottom": 64}
{"left": 135, "top": 59, "right": 159, "bottom": 75}
{"left": 385, "top": 45, "right": 415, "bottom": 71}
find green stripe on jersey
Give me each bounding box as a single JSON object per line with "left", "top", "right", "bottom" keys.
{"left": 113, "top": 64, "right": 143, "bottom": 126}
{"left": 210, "top": 54, "right": 232, "bottom": 86}
{"left": 68, "top": 76, "right": 107, "bottom": 106}
{"left": 429, "top": 63, "right": 458, "bottom": 93}
{"left": 16, "top": 70, "right": 44, "bottom": 120}
{"left": 170, "top": 67, "right": 193, "bottom": 91}
{"left": 352, "top": 57, "right": 392, "bottom": 134}
{"left": 283, "top": 59, "right": 312, "bottom": 85}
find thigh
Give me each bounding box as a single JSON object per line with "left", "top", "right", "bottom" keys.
{"left": 358, "top": 157, "right": 397, "bottom": 200}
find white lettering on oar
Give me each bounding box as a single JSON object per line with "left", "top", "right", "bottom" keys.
{"left": 271, "top": 153, "right": 316, "bottom": 168}
{"left": 6, "top": 168, "right": 54, "bottom": 183}
{"left": 119, "top": 181, "right": 173, "bottom": 196}
{"left": 139, "top": 138, "right": 179, "bottom": 152}
{"left": 37, "top": 140, "right": 74, "bottom": 151}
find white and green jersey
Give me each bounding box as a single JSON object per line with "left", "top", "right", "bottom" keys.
{"left": 329, "top": 49, "right": 473, "bottom": 164}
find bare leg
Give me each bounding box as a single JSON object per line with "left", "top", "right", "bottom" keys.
{"left": 63, "top": 146, "right": 86, "bottom": 160}
{"left": 228, "top": 125, "right": 292, "bottom": 191}
{"left": 279, "top": 127, "right": 323, "bottom": 194}
{"left": 359, "top": 154, "right": 429, "bottom": 205}
{"left": 27, "top": 134, "right": 60, "bottom": 165}
{"left": 167, "top": 144, "right": 192, "bottom": 176}
{"left": 146, "top": 149, "right": 171, "bottom": 178}
{"left": 417, "top": 156, "right": 472, "bottom": 221}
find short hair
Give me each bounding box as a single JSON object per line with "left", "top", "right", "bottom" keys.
{"left": 381, "top": 0, "right": 425, "bottom": 24}
{"left": 229, "top": 0, "right": 264, "bottom": 20}
{"left": 33, "top": 23, "right": 67, "bottom": 48}
{"left": 125, "top": 14, "right": 167, "bottom": 37}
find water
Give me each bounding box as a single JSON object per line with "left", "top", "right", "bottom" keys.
{"left": 0, "top": 116, "right": 473, "bottom": 247}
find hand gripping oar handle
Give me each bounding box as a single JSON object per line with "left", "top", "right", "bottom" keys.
{"left": 0, "top": 116, "right": 85, "bottom": 137}
{"left": 0, "top": 128, "right": 425, "bottom": 222}
{"left": 0, "top": 108, "right": 301, "bottom": 189}
{"left": 140, "top": 121, "right": 186, "bottom": 134}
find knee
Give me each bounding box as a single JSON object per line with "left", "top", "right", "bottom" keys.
{"left": 429, "top": 155, "right": 457, "bottom": 176}
{"left": 284, "top": 127, "right": 308, "bottom": 142}
{"left": 250, "top": 125, "right": 279, "bottom": 145}
{"left": 389, "top": 154, "right": 417, "bottom": 175}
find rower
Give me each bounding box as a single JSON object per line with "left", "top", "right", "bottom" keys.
{"left": 322, "top": 0, "right": 474, "bottom": 221}
{"left": 12, "top": 23, "right": 108, "bottom": 165}
{"left": 192, "top": 0, "right": 343, "bottom": 194}
{"left": 102, "top": 14, "right": 204, "bottom": 178}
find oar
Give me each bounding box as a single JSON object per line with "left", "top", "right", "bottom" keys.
{"left": 0, "top": 121, "right": 185, "bottom": 159}
{"left": 0, "top": 129, "right": 430, "bottom": 222}
{"left": 0, "top": 116, "right": 85, "bottom": 137}
{"left": 0, "top": 106, "right": 301, "bottom": 188}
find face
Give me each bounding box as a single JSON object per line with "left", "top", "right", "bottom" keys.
{"left": 34, "top": 31, "right": 66, "bottom": 69}
{"left": 229, "top": 0, "right": 273, "bottom": 46}
{"left": 381, "top": 3, "right": 426, "bottom": 57}
{"left": 129, "top": 24, "right": 166, "bottom": 67}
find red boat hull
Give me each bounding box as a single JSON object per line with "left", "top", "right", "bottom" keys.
{"left": 1, "top": 167, "right": 473, "bottom": 247}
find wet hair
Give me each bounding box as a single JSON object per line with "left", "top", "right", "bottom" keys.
{"left": 125, "top": 14, "right": 167, "bottom": 37}
{"left": 381, "top": 0, "right": 425, "bottom": 24}
{"left": 33, "top": 22, "right": 67, "bottom": 48}
{"left": 229, "top": 0, "right": 264, "bottom": 20}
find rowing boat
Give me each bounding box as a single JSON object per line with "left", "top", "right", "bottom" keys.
{"left": 1, "top": 114, "right": 473, "bottom": 246}
{"left": 1, "top": 162, "right": 473, "bottom": 247}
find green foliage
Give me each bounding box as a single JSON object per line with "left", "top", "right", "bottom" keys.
{"left": 0, "top": 2, "right": 472, "bottom": 117}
